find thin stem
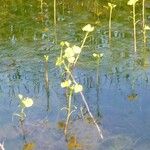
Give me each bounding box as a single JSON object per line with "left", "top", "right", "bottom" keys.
{"left": 133, "top": 4, "right": 137, "bottom": 52}
{"left": 142, "top": 0, "right": 146, "bottom": 46}
{"left": 74, "top": 32, "right": 89, "bottom": 65}
{"left": 40, "top": 0, "right": 43, "bottom": 13}
{"left": 109, "top": 7, "right": 112, "bottom": 44}
{"left": 54, "top": 0, "right": 57, "bottom": 26}
{"left": 64, "top": 90, "right": 73, "bottom": 135}
{"left": 63, "top": 62, "right": 103, "bottom": 139}
{"left": 79, "top": 92, "right": 103, "bottom": 139}
{"left": 44, "top": 60, "right": 50, "bottom": 111}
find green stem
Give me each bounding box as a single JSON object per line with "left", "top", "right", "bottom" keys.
{"left": 133, "top": 4, "right": 137, "bottom": 52}
{"left": 54, "top": 0, "right": 57, "bottom": 26}
{"left": 142, "top": 0, "right": 146, "bottom": 46}
{"left": 64, "top": 89, "right": 73, "bottom": 135}
{"left": 109, "top": 7, "right": 112, "bottom": 44}
{"left": 74, "top": 32, "right": 89, "bottom": 65}
{"left": 63, "top": 62, "right": 103, "bottom": 139}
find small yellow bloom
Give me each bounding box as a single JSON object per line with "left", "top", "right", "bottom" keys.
{"left": 74, "top": 84, "right": 83, "bottom": 93}
{"left": 44, "top": 55, "right": 49, "bottom": 62}
{"left": 108, "top": 3, "right": 116, "bottom": 8}
{"left": 67, "top": 57, "right": 75, "bottom": 63}
{"left": 22, "top": 97, "right": 33, "bottom": 108}
{"left": 72, "top": 45, "right": 81, "bottom": 54}
{"left": 127, "top": 0, "right": 139, "bottom": 5}
{"left": 64, "top": 47, "right": 75, "bottom": 58}
{"left": 61, "top": 80, "right": 72, "bottom": 88}
{"left": 144, "top": 25, "right": 150, "bottom": 30}
{"left": 18, "top": 94, "right": 23, "bottom": 99}
{"left": 82, "top": 24, "right": 94, "bottom": 32}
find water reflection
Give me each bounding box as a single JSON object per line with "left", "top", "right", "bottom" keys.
{"left": 0, "top": 0, "right": 150, "bottom": 149}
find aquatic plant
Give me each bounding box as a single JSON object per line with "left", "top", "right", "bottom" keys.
{"left": 142, "top": 0, "right": 146, "bottom": 46}
{"left": 40, "top": 0, "right": 43, "bottom": 13}
{"left": 56, "top": 24, "right": 103, "bottom": 139}
{"left": 13, "top": 94, "right": 33, "bottom": 122}
{"left": 127, "top": 0, "right": 139, "bottom": 52}
{"left": 54, "top": 0, "right": 57, "bottom": 26}
{"left": 93, "top": 52, "right": 103, "bottom": 117}
{"left": 107, "top": 3, "right": 116, "bottom": 44}
{"left": 44, "top": 55, "right": 50, "bottom": 111}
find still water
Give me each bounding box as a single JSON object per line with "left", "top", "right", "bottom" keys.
{"left": 0, "top": 0, "right": 150, "bottom": 150}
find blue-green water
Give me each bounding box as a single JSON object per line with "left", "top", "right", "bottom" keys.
{"left": 0, "top": 1, "right": 150, "bottom": 149}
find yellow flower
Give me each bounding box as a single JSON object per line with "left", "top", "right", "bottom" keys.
{"left": 22, "top": 97, "right": 33, "bottom": 108}
{"left": 144, "top": 25, "right": 150, "bottom": 30}
{"left": 74, "top": 84, "right": 83, "bottom": 93}
{"left": 61, "top": 80, "right": 72, "bottom": 88}
{"left": 82, "top": 24, "right": 94, "bottom": 32}
{"left": 64, "top": 47, "right": 75, "bottom": 58}
{"left": 108, "top": 3, "right": 116, "bottom": 8}
{"left": 127, "top": 0, "right": 139, "bottom": 5}
{"left": 44, "top": 55, "right": 49, "bottom": 62}
{"left": 72, "top": 45, "right": 81, "bottom": 54}
{"left": 67, "top": 57, "right": 75, "bottom": 63}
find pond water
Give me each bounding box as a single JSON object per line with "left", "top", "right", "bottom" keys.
{"left": 0, "top": 0, "right": 150, "bottom": 150}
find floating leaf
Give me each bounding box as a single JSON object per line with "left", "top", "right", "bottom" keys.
{"left": 61, "top": 80, "right": 72, "bottom": 88}
{"left": 74, "top": 84, "right": 83, "bottom": 93}
{"left": 82, "top": 24, "right": 94, "bottom": 32}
